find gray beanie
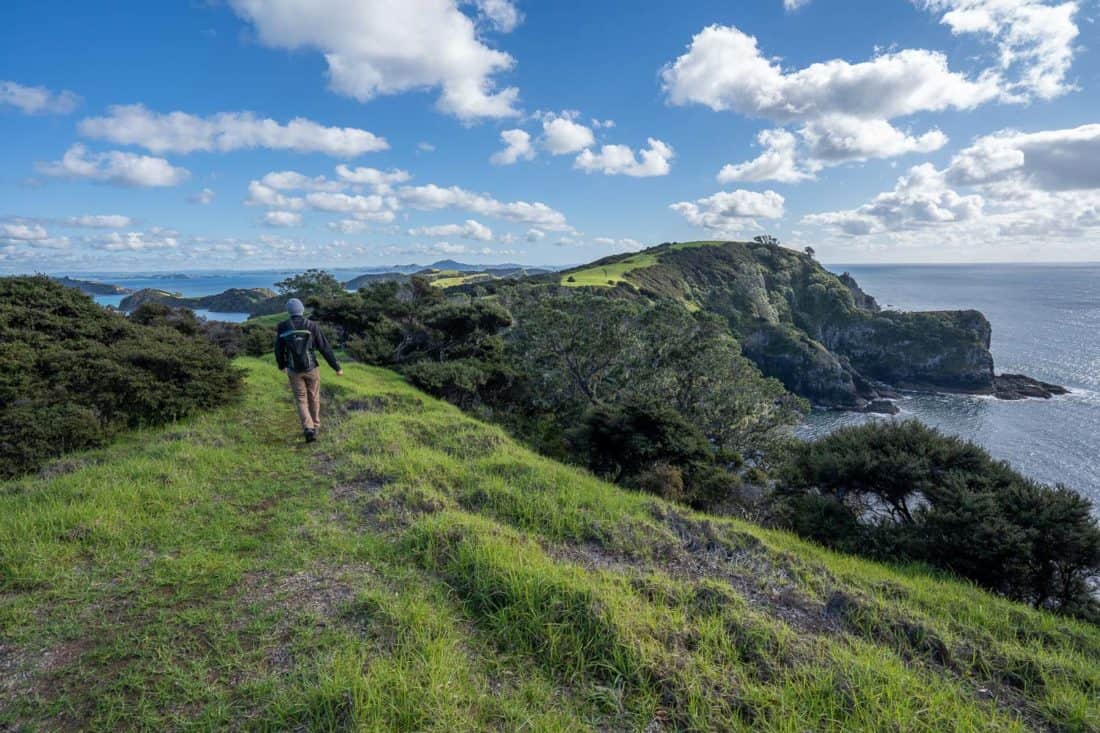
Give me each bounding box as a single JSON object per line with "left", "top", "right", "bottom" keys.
{"left": 286, "top": 298, "right": 305, "bottom": 316}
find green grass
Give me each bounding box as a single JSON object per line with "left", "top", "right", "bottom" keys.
{"left": 560, "top": 253, "right": 660, "bottom": 288}
{"left": 2, "top": 359, "right": 1098, "bottom": 731}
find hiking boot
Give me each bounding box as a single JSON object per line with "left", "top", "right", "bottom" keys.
{"left": 304, "top": 428, "right": 317, "bottom": 443}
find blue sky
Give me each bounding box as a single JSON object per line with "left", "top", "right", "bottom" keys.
{"left": 2, "top": 0, "right": 1098, "bottom": 272}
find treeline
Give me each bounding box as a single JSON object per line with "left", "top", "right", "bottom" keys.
{"left": 0, "top": 277, "right": 244, "bottom": 478}
{"left": 305, "top": 275, "right": 1100, "bottom": 621}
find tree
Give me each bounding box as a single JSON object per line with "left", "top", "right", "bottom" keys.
{"left": 753, "top": 234, "right": 780, "bottom": 246}
{"left": 804, "top": 246, "right": 816, "bottom": 258}
{"left": 274, "top": 269, "right": 345, "bottom": 301}
{"left": 777, "top": 420, "right": 1100, "bottom": 619}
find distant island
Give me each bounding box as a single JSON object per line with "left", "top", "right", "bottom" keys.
{"left": 50, "top": 276, "right": 132, "bottom": 296}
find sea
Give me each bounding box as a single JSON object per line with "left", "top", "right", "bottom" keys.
{"left": 83, "top": 263, "right": 1100, "bottom": 509}
{"left": 802, "top": 263, "right": 1100, "bottom": 512}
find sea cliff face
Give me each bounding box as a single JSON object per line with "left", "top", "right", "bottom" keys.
{"left": 619, "top": 242, "right": 1004, "bottom": 409}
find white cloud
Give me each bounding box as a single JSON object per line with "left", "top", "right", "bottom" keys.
{"left": 801, "top": 116, "right": 948, "bottom": 162}
{"left": 663, "top": 24, "right": 1003, "bottom": 177}
{"left": 804, "top": 163, "right": 983, "bottom": 235}
{"left": 94, "top": 227, "right": 180, "bottom": 251}
{"left": 260, "top": 170, "right": 344, "bottom": 192}
{"left": 245, "top": 180, "right": 305, "bottom": 210}
{"left": 418, "top": 141, "right": 436, "bottom": 152}
{"left": 662, "top": 25, "right": 999, "bottom": 120}
{"left": 263, "top": 210, "right": 304, "bottom": 227}
{"left": 784, "top": 0, "right": 812, "bottom": 9}
{"left": 229, "top": 0, "right": 520, "bottom": 120}
{"left": 327, "top": 219, "right": 371, "bottom": 234}
{"left": 526, "top": 228, "right": 545, "bottom": 242}
{"left": 37, "top": 144, "right": 190, "bottom": 187}
{"left": 189, "top": 188, "right": 216, "bottom": 205}
{"left": 591, "top": 118, "right": 615, "bottom": 129}
{"left": 79, "top": 104, "right": 388, "bottom": 157}
{"left": 718, "top": 129, "right": 814, "bottom": 184}
{"left": 66, "top": 215, "right": 133, "bottom": 228}
{"left": 945, "top": 123, "right": 1100, "bottom": 190}
{"left": 305, "top": 191, "right": 393, "bottom": 215}
{"left": 915, "top": 0, "right": 1079, "bottom": 99}
{"left": 490, "top": 129, "right": 535, "bottom": 165}
{"left": 0, "top": 81, "right": 79, "bottom": 114}
{"left": 471, "top": 0, "right": 522, "bottom": 32}
{"left": 409, "top": 219, "right": 493, "bottom": 240}
{"left": 671, "top": 189, "right": 786, "bottom": 233}
{"left": 398, "top": 184, "right": 572, "bottom": 230}
{"left": 542, "top": 114, "right": 595, "bottom": 155}
{"left": 334, "top": 164, "right": 412, "bottom": 190}
{"left": 802, "top": 125, "right": 1100, "bottom": 250}
{"left": 1, "top": 222, "right": 49, "bottom": 241}
{"left": 575, "top": 138, "right": 674, "bottom": 177}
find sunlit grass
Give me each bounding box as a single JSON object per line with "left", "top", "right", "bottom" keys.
{"left": 1, "top": 358, "right": 1097, "bottom": 731}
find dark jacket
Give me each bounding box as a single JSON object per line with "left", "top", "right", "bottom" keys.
{"left": 275, "top": 315, "right": 340, "bottom": 372}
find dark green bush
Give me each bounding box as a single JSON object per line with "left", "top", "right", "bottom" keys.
{"left": 0, "top": 277, "right": 244, "bottom": 478}
{"left": 777, "top": 420, "right": 1100, "bottom": 619}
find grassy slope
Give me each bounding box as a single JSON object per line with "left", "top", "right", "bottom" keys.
{"left": 2, "top": 361, "right": 1098, "bottom": 732}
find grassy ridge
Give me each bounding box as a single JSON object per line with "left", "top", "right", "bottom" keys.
{"left": 1, "top": 360, "right": 1097, "bottom": 731}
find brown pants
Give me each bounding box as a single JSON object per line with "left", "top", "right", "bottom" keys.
{"left": 287, "top": 368, "right": 322, "bottom": 431}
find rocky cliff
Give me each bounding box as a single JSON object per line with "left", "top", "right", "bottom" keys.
{"left": 574, "top": 241, "right": 1054, "bottom": 410}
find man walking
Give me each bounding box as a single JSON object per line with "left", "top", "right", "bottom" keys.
{"left": 275, "top": 298, "right": 342, "bottom": 443}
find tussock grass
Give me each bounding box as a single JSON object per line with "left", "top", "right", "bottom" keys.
{"left": 2, "top": 359, "right": 1098, "bottom": 731}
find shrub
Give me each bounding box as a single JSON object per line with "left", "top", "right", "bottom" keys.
{"left": 0, "top": 277, "right": 244, "bottom": 478}
{"left": 777, "top": 420, "right": 1100, "bottom": 619}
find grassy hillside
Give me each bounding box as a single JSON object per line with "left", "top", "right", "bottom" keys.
{"left": 2, "top": 361, "right": 1097, "bottom": 731}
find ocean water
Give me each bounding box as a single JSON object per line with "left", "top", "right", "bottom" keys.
{"left": 802, "top": 263, "right": 1100, "bottom": 510}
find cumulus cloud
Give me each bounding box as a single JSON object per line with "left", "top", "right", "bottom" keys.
{"left": 526, "top": 228, "right": 545, "bottom": 242}
{"left": 662, "top": 25, "right": 998, "bottom": 121}
{"left": 801, "top": 116, "right": 948, "bottom": 162}
{"left": 717, "top": 129, "right": 814, "bottom": 184}
{"left": 945, "top": 123, "right": 1100, "bottom": 190}
{"left": 490, "top": 129, "right": 535, "bottom": 165}
{"left": 229, "top": 0, "right": 520, "bottom": 120}
{"left": 784, "top": 0, "right": 812, "bottom": 10}
{"left": 263, "top": 210, "right": 303, "bottom": 227}
{"left": 471, "top": 0, "right": 522, "bottom": 32}
{"left": 79, "top": 104, "right": 388, "bottom": 157}
{"left": 670, "top": 189, "right": 786, "bottom": 233}
{"left": 541, "top": 114, "right": 595, "bottom": 155}
{"left": 409, "top": 219, "right": 493, "bottom": 241}
{"left": 0, "top": 80, "right": 80, "bottom": 114}
{"left": 663, "top": 24, "right": 1002, "bottom": 178}
{"left": 334, "top": 164, "right": 411, "bottom": 190}
{"left": 803, "top": 124, "right": 1100, "bottom": 250}
{"left": 327, "top": 219, "right": 371, "bottom": 234}
{"left": 804, "top": 163, "right": 983, "bottom": 235}
{"left": 245, "top": 180, "right": 305, "bottom": 210}
{"left": 37, "top": 144, "right": 190, "bottom": 187}
{"left": 575, "top": 138, "right": 674, "bottom": 177}
{"left": 189, "top": 187, "right": 216, "bottom": 205}
{"left": 94, "top": 227, "right": 180, "bottom": 251}
{"left": 305, "top": 191, "right": 393, "bottom": 216}
{"left": 398, "top": 184, "right": 572, "bottom": 230}
{"left": 1, "top": 222, "right": 49, "bottom": 241}
{"left": 914, "top": 0, "right": 1079, "bottom": 100}
{"left": 66, "top": 214, "right": 133, "bottom": 228}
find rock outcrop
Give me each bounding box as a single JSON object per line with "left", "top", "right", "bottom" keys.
{"left": 607, "top": 241, "right": 1063, "bottom": 409}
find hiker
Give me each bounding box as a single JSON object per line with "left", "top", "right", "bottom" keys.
{"left": 275, "top": 298, "right": 342, "bottom": 443}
